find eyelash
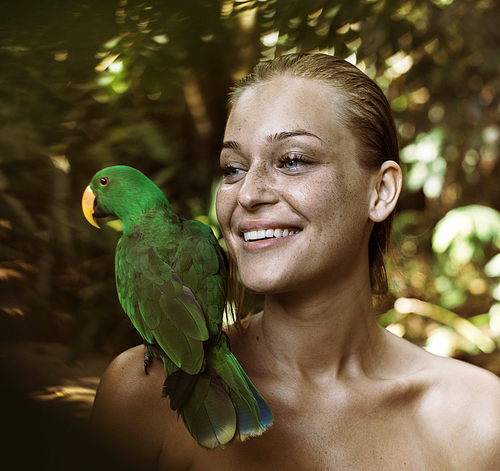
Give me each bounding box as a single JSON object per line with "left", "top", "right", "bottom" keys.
{"left": 278, "top": 153, "right": 307, "bottom": 169}
{"left": 220, "top": 152, "right": 308, "bottom": 180}
{"left": 220, "top": 164, "right": 241, "bottom": 177}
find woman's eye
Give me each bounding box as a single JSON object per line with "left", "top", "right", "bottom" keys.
{"left": 280, "top": 153, "right": 306, "bottom": 170}
{"left": 284, "top": 159, "right": 300, "bottom": 169}
{"left": 221, "top": 164, "right": 245, "bottom": 181}
{"left": 221, "top": 165, "right": 239, "bottom": 176}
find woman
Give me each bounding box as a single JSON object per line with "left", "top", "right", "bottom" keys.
{"left": 91, "top": 54, "right": 500, "bottom": 470}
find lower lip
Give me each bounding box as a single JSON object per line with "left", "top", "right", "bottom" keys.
{"left": 242, "top": 232, "right": 300, "bottom": 252}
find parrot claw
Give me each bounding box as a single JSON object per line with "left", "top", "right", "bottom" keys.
{"left": 144, "top": 348, "right": 151, "bottom": 375}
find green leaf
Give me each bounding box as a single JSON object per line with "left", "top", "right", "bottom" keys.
{"left": 485, "top": 253, "right": 500, "bottom": 277}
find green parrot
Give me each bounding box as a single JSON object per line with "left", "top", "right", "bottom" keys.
{"left": 81, "top": 165, "right": 272, "bottom": 450}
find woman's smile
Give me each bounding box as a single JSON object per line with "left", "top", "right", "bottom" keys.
{"left": 243, "top": 227, "right": 301, "bottom": 242}
{"left": 238, "top": 219, "right": 303, "bottom": 248}
{"left": 241, "top": 228, "right": 303, "bottom": 254}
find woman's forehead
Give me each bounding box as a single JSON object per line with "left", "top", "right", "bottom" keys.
{"left": 235, "top": 75, "right": 338, "bottom": 106}
{"left": 225, "top": 76, "right": 345, "bottom": 146}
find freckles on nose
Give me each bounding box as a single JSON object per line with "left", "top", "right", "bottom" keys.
{"left": 237, "top": 166, "right": 276, "bottom": 208}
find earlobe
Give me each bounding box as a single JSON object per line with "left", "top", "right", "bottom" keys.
{"left": 369, "top": 160, "right": 403, "bottom": 223}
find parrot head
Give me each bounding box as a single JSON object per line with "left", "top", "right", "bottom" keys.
{"left": 82, "top": 165, "right": 168, "bottom": 229}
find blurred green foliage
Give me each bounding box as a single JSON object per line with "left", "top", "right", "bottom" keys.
{"left": 1, "top": 0, "right": 500, "bottom": 361}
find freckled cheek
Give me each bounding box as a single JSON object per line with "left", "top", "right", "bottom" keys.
{"left": 285, "top": 177, "right": 330, "bottom": 210}
{"left": 297, "top": 183, "right": 338, "bottom": 222}
{"left": 306, "top": 179, "right": 360, "bottom": 240}
{"left": 216, "top": 186, "right": 239, "bottom": 247}
{"left": 215, "top": 188, "right": 231, "bottom": 232}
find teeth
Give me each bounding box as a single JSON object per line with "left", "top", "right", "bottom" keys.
{"left": 243, "top": 228, "right": 299, "bottom": 242}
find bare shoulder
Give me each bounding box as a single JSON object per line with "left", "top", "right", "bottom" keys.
{"left": 410, "top": 341, "right": 500, "bottom": 469}
{"left": 419, "top": 345, "right": 500, "bottom": 416}
{"left": 91, "top": 345, "right": 191, "bottom": 470}
{"left": 91, "top": 345, "right": 165, "bottom": 417}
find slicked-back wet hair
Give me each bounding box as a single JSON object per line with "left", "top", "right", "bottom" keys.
{"left": 228, "top": 53, "right": 399, "bottom": 295}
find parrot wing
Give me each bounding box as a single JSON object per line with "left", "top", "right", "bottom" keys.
{"left": 116, "top": 232, "right": 209, "bottom": 375}
{"left": 169, "top": 219, "right": 228, "bottom": 332}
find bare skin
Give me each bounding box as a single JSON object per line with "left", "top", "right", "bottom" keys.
{"left": 92, "top": 322, "right": 500, "bottom": 470}
{"left": 91, "top": 76, "right": 500, "bottom": 470}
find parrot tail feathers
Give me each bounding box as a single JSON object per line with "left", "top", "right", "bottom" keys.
{"left": 223, "top": 355, "right": 274, "bottom": 441}
{"left": 162, "top": 335, "right": 273, "bottom": 450}
{"left": 162, "top": 367, "right": 199, "bottom": 411}
{"left": 179, "top": 369, "right": 238, "bottom": 450}
{"left": 232, "top": 386, "right": 274, "bottom": 440}
{"left": 172, "top": 359, "right": 274, "bottom": 450}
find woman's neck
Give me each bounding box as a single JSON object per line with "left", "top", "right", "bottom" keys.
{"left": 251, "top": 277, "right": 387, "bottom": 385}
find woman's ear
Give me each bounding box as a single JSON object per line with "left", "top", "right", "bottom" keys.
{"left": 369, "top": 160, "right": 403, "bottom": 223}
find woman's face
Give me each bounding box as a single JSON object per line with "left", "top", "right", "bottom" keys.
{"left": 216, "top": 76, "right": 379, "bottom": 296}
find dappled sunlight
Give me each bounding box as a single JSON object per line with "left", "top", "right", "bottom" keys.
{"left": 380, "top": 296, "right": 498, "bottom": 357}
{"left": 30, "top": 376, "right": 100, "bottom": 420}
{"left": 0, "top": 341, "right": 111, "bottom": 427}
{"left": 395, "top": 297, "right": 496, "bottom": 354}
{"left": 400, "top": 129, "right": 446, "bottom": 198}
{"left": 387, "top": 202, "right": 500, "bottom": 360}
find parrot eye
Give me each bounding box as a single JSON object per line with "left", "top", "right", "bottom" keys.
{"left": 100, "top": 177, "right": 109, "bottom": 186}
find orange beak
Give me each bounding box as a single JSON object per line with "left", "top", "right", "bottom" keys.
{"left": 82, "top": 186, "right": 100, "bottom": 229}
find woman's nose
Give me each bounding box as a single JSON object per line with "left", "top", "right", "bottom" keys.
{"left": 237, "top": 165, "right": 279, "bottom": 211}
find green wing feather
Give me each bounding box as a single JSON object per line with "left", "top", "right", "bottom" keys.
{"left": 116, "top": 225, "right": 210, "bottom": 375}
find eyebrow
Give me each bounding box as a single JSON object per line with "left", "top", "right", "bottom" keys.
{"left": 221, "top": 129, "right": 325, "bottom": 151}
{"left": 267, "top": 129, "right": 326, "bottom": 144}
{"left": 221, "top": 140, "right": 241, "bottom": 151}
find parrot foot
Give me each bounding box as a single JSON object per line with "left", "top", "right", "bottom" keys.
{"left": 143, "top": 340, "right": 171, "bottom": 374}
{"left": 144, "top": 347, "right": 151, "bottom": 375}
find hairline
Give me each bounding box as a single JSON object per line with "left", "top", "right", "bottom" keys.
{"left": 228, "top": 74, "right": 372, "bottom": 169}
